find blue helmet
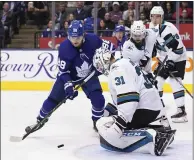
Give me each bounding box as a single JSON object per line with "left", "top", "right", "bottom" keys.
{"left": 68, "top": 20, "right": 84, "bottom": 37}
{"left": 114, "top": 25, "right": 125, "bottom": 32}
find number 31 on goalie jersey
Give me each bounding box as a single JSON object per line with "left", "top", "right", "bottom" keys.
{"left": 115, "top": 76, "right": 125, "bottom": 86}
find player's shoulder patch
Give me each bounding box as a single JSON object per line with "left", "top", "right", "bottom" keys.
{"left": 111, "top": 64, "right": 119, "bottom": 71}
{"left": 110, "top": 59, "right": 121, "bottom": 71}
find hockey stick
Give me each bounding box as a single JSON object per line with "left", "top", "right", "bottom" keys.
{"left": 153, "top": 55, "right": 168, "bottom": 81}
{"left": 10, "top": 70, "right": 96, "bottom": 142}
{"left": 157, "top": 58, "right": 193, "bottom": 99}
{"left": 169, "top": 72, "right": 193, "bottom": 99}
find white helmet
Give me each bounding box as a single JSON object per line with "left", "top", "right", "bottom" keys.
{"left": 93, "top": 47, "right": 112, "bottom": 76}
{"left": 130, "top": 20, "right": 146, "bottom": 41}
{"left": 150, "top": 6, "right": 164, "bottom": 18}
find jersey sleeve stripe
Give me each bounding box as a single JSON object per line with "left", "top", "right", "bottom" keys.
{"left": 173, "top": 47, "right": 184, "bottom": 55}
{"left": 117, "top": 92, "right": 139, "bottom": 105}
{"left": 117, "top": 92, "right": 139, "bottom": 98}
{"left": 173, "top": 90, "right": 185, "bottom": 99}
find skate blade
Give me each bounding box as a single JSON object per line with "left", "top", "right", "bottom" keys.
{"left": 172, "top": 117, "right": 188, "bottom": 123}
{"left": 9, "top": 136, "right": 23, "bottom": 142}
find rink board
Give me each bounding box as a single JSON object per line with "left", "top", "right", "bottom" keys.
{"left": 1, "top": 50, "right": 193, "bottom": 93}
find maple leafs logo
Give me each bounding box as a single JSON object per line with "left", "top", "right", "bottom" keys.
{"left": 76, "top": 61, "right": 92, "bottom": 78}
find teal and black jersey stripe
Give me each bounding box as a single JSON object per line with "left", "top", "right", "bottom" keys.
{"left": 159, "top": 24, "right": 166, "bottom": 36}
{"left": 117, "top": 92, "right": 139, "bottom": 105}
{"left": 173, "top": 90, "right": 185, "bottom": 99}
{"left": 173, "top": 47, "right": 184, "bottom": 55}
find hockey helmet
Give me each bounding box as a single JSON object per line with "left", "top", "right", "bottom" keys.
{"left": 130, "top": 20, "right": 146, "bottom": 42}
{"left": 150, "top": 6, "right": 164, "bottom": 18}
{"left": 68, "top": 20, "right": 84, "bottom": 47}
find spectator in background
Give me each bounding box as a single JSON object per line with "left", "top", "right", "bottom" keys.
{"left": 41, "top": 20, "right": 61, "bottom": 37}
{"left": 109, "top": 2, "right": 122, "bottom": 24}
{"left": 163, "top": 2, "right": 174, "bottom": 21}
{"left": 96, "top": 2, "right": 106, "bottom": 20}
{"left": 60, "top": 20, "right": 69, "bottom": 37}
{"left": 139, "top": 2, "right": 146, "bottom": 13}
{"left": 144, "top": 1, "right": 153, "bottom": 19}
{"left": 19, "top": 2, "right": 27, "bottom": 26}
{"left": 122, "top": 2, "right": 136, "bottom": 21}
{"left": 66, "top": 13, "right": 75, "bottom": 24}
{"left": 180, "top": 9, "right": 192, "bottom": 23}
{"left": 119, "top": 2, "right": 128, "bottom": 12}
{"left": 8, "top": 2, "right": 19, "bottom": 34}
{"left": 97, "top": 19, "right": 112, "bottom": 37}
{"left": 1, "top": 3, "right": 12, "bottom": 45}
{"left": 27, "top": 2, "right": 49, "bottom": 29}
{"left": 56, "top": 3, "right": 68, "bottom": 30}
{"left": 104, "top": 12, "right": 115, "bottom": 30}
{"left": 125, "top": 9, "right": 134, "bottom": 28}
{"left": 72, "top": 2, "right": 88, "bottom": 21}
{"left": 84, "top": 8, "right": 100, "bottom": 32}
{"left": 172, "top": 2, "right": 193, "bottom": 20}
{"left": 0, "top": 15, "right": 5, "bottom": 48}
{"left": 139, "top": 12, "right": 149, "bottom": 24}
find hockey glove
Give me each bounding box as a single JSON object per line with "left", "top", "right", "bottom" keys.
{"left": 140, "top": 56, "right": 150, "bottom": 68}
{"left": 164, "top": 60, "right": 175, "bottom": 72}
{"left": 64, "top": 82, "right": 78, "bottom": 100}
{"left": 146, "top": 73, "right": 158, "bottom": 89}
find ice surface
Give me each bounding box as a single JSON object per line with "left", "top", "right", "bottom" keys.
{"left": 1, "top": 91, "right": 193, "bottom": 160}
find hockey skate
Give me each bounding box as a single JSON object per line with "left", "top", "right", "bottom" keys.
{"left": 25, "top": 116, "right": 48, "bottom": 134}
{"left": 154, "top": 129, "right": 176, "bottom": 156}
{"left": 171, "top": 106, "right": 188, "bottom": 123}
{"left": 93, "top": 120, "right": 98, "bottom": 132}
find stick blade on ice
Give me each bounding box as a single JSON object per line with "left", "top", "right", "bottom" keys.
{"left": 9, "top": 136, "right": 23, "bottom": 142}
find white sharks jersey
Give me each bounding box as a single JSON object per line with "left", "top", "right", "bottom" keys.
{"left": 122, "top": 29, "right": 158, "bottom": 73}
{"left": 149, "top": 21, "right": 187, "bottom": 62}
{"left": 108, "top": 58, "right": 162, "bottom": 122}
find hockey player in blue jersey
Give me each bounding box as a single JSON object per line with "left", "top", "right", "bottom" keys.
{"left": 114, "top": 25, "right": 127, "bottom": 51}
{"left": 25, "top": 20, "right": 115, "bottom": 133}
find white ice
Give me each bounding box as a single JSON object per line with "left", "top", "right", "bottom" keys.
{"left": 1, "top": 91, "right": 193, "bottom": 160}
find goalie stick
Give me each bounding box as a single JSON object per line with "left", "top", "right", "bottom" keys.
{"left": 10, "top": 70, "right": 96, "bottom": 142}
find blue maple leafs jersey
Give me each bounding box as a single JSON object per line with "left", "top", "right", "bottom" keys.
{"left": 58, "top": 33, "right": 115, "bottom": 85}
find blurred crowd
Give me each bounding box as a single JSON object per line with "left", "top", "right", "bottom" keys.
{"left": 0, "top": 1, "right": 193, "bottom": 48}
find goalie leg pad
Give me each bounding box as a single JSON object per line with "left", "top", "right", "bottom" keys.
{"left": 99, "top": 128, "right": 154, "bottom": 153}
{"left": 97, "top": 117, "right": 155, "bottom": 154}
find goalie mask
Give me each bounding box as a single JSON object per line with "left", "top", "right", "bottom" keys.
{"left": 93, "top": 47, "right": 112, "bottom": 76}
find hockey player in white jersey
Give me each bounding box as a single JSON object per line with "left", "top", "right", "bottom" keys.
{"left": 121, "top": 20, "right": 171, "bottom": 128}
{"left": 149, "top": 6, "right": 188, "bottom": 123}
{"left": 122, "top": 20, "right": 157, "bottom": 74}
{"left": 93, "top": 47, "right": 176, "bottom": 156}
